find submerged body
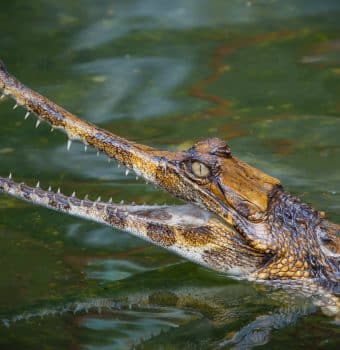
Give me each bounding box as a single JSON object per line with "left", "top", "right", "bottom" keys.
{"left": 0, "top": 60, "right": 339, "bottom": 310}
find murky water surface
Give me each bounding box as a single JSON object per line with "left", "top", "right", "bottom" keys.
{"left": 0, "top": 1, "right": 339, "bottom": 349}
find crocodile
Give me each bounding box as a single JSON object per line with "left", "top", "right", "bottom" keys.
{"left": 0, "top": 60, "right": 339, "bottom": 309}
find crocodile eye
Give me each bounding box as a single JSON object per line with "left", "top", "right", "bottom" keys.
{"left": 191, "top": 161, "right": 211, "bottom": 178}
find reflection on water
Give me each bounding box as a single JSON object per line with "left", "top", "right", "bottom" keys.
{"left": 0, "top": 0, "right": 339, "bottom": 349}
{"left": 79, "top": 307, "right": 199, "bottom": 350}
{"left": 66, "top": 223, "right": 141, "bottom": 249}
{"left": 75, "top": 58, "right": 191, "bottom": 122}
{"left": 86, "top": 259, "right": 147, "bottom": 281}
{"left": 72, "top": 0, "right": 340, "bottom": 51}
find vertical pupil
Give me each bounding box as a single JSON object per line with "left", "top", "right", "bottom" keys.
{"left": 191, "top": 161, "right": 210, "bottom": 177}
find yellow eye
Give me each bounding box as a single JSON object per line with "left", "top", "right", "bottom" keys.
{"left": 191, "top": 161, "right": 211, "bottom": 178}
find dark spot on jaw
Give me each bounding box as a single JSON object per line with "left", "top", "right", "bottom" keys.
{"left": 106, "top": 207, "right": 127, "bottom": 228}
{"left": 147, "top": 223, "right": 176, "bottom": 246}
{"left": 95, "top": 203, "right": 105, "bottom": 210}
{"left": 180, "top": 226, "right": 213, "bottom": 246}
{"left": 48, "top": 199, "right": 59, "bottom": 209}
{"left": 20, "top": 184, "right": 33, "bottom": 200}
{"left": 154, "top": 165, "right": 165, "bottom": 182}
{"left": 54, "top": 194, "right": 71, "bottom": 211}
{"left": 58, "top": 203, "right": 70, "bottom": 211}
{"left": 28, "top": 102, "right": 65, "bottom": 127}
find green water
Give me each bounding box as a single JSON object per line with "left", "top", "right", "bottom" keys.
{"left": 0, "top": 1, "right": 339, "bottom": 349}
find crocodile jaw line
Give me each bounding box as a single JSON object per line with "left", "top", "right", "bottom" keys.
{"left": 0, "top": 60, "right": 261, "bottom": 277}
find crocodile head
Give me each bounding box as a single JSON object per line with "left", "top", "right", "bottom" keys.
{"left": 0, "top": 60, "right": 339, "bottom": 285}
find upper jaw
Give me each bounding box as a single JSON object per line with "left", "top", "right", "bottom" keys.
{"left": 0, "top": 60, "right": 271, "bottom": 227}
{"left": 0, "top": 60, "right": 267, "bottom": 277}
{"left": 0, "top": 60, "right": 235, "bottom": 229}
{"left": 0, "top": 60, "right": 177, "bottom": 187}
{"left": 0, "top": 60, "right": 224, "bottom": 218}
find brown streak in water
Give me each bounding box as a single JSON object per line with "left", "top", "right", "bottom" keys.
{"left": 263, "top": 139, "right": 296, "bottom": 157}
{"left": 189, "top": 30, "right": 297, "bottom": 119}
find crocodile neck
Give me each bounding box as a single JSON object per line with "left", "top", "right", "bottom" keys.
{"left": 260, "top": 188, "right": 340, "bottom": 286}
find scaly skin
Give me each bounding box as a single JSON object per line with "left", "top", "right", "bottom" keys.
{"left": 0, "top": 60, "right": 339, "bottom": 309}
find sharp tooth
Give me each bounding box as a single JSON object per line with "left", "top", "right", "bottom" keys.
{"left": 36, "top": 181, "right": 40, "bottom": 188}
{"left": 96, "top": 151, "right": 99, "bottom": 157}
{"left": 71, "top": 191, "right": 76, "bottom": 197}
{"left": 57, "top": 188, "right": 61, "bottom": 194}
{"left": 125, "top": 169, "right": 129, "bottom": 176}
{"left": 24, "top": 112, "right": 30, "bottom": 120}
{"left": 136, "top": 176, "right": 139, "bottom": 180}
{"left": 120, "top": 200, "right": 124, "bottom": 204}
{"left": 8, "top": 172, "right": 12, "bottom": 179}
{"left": 108, "top": 157, "right": 111, "bottom": 163}
{"left": 131, "top": 201, "right": 135, "bottom": 205}
{"left": 108, "top": 197, "right": 113, "bottom": 203}
{"left": 48, "top": 186, "right": 52, "bottom": 191}
{"left": 67, "top": 140, "right": 72, "bottom": 151}
{"left": 35, "top": 119, "right": 41, "bottom": 128}
{"left": 84, "top": 194, "right": 89, "bottom": 200}
{"left": 13, "top": 103, "right": 18, "bottom": 110}
{"left": 96, "top": 196, "right": 101, "bottom": 202}
{"left": 117, "top": 164, "right": 121, "bottom": 168}
{"left": 51, "top": 127, "right": 55, "bottom": 132}
{"left": 0, "top": 94, "right": 5, "bottom": 99}
{"left": 84, "top": 145, "right": 88, "bottom": 152}
{"left": 114, "top": 208, "right": 118, "bottom": 213}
